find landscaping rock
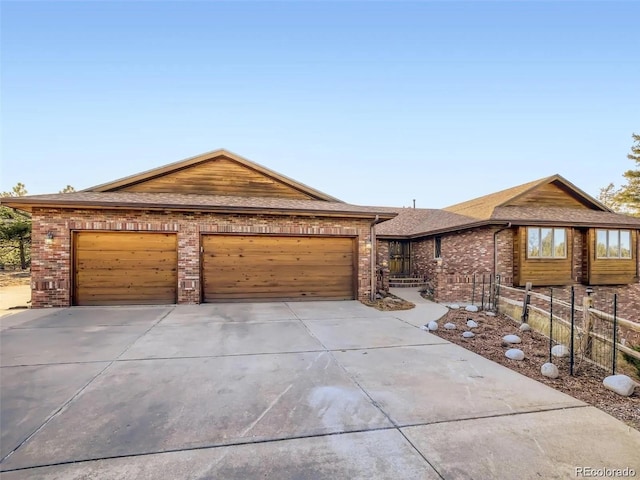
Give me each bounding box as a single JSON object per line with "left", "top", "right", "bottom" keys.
{"left": 603, "top": 375, "right": 636, "bottom": 397}
{"left": 551, "top": 345, "right": 570, "bottom": 358}
{"left": 541, "top": 363, "right": 559, "bottom": 379}
{"left": 519, "top": 323, "right": 532, "bottom": 332}
{"left": 444, "top": 322, "right": 456, "bottom": 330}
{"left": 502, "top": 334, "right": 522, "bottom": 344}
{"left": 427, "top": 321, "right": 438, "bottom": 331}
{"left": 375, "top": 293, "right": 384, "bottom": 300}
{"left": 420, "top": 325, "right": 429, "bottom": 331}
{"left": 449, "top": 304, "right": 460, "bottom": 310}
{"left": 505, "top": 348, "right": 525, "bottom": 361}
{"left": 462, "top": 331, "right": 475, "bottom": 338}
{"left": 465, "top": 305, "right": 479, "bottom": 312}
{"left": 466, "top": 319, "right": 478, "bottom": 328}
{"left": 485, "top": 311, "right": 496, "bottom": 317}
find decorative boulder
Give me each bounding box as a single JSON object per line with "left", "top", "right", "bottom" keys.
{"left": 465, "top": 305, "right": 479, "bottom": 312}
{"left": 427, "top": 321, "right": 438, "bottom": 331}
{"left": 420, "top": 325, "right": 429, "bottom": 331}
{"left": 462, "top": 331, "right": 475, "bottom": 338}
{"left": 551, "top": 345, "right": 570, "bottom": 358}
{"left": 485, "top": 311, "right": 496, "bottom": 317}
{"left": 541, "top": 363, "right": 559, "bottom": 379}
{"left": 449, "top": 304, "right": 460, "bottom": 310}
{"left": 603, "top": 375, "right": 636, "bottom": 397}
{"left": 502, "top": 334, "right": 522, "bottom": 344}
{"left": 466, "top": 319, "right": 478, "bottom": 328}
{"left": 444, "top": 322, "right": 456, "bottom": 330}
{"left": 505, "top": 349, "right": 525, "bottom": 361}
{"left": 519, "top": 323, "right": 532, "bottom": 332}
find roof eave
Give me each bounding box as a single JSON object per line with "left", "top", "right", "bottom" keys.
{"left": 6, "top": 199, "right": 396, "bottom": 220}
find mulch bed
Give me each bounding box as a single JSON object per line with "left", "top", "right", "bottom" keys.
{"left": 431, "top": 308, "right": 640, "bottom": 431}
{"left": 362, "top": 293, "right": 415, "bottom": 311}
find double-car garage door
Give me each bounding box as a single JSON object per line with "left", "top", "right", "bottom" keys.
{"left": 73, "top": 232, "right": 355, "bottom": 305}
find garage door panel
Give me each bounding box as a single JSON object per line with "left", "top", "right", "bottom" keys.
{"left": 76, "top": 234, "right": 176, "bottom": 251}
{"left": 202, "top": 235, "right": 355, "bottom": 302}
{"left": 205, "top": 290, "right": 354, "bottom": 301}
{"left": 76, "top": 274, "right": 177, "bottom": 287}
{"left": 208, "top": 269, "right": 354, "bottom": 283}
{"left": 207, "top": 256, "right": 353, "bottom": 268}
{"left": 206, "top": 277, "right": 354, "bottom": 290}
{"left": 74, "top": 232, "right": 177, "bottom": 306}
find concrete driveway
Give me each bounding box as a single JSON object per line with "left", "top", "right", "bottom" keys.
{"left": 1, "top": 301, "right": 639, "bottom": 479}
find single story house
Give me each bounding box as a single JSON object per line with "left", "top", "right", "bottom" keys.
{"left": 376, "top": 174, "right": 640, "bottom": 320}
{"left": 1, "top": 150, "right": 395, "bottom": 306}
{"left": 3, "top": 151, "right": 640, "bottom": 319}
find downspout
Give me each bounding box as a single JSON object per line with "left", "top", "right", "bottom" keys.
{"left": 493, "top": 222, "right": 512, "bottom": 282}
{"left": 370, "top": 215, "right": 384, "bottom": 302}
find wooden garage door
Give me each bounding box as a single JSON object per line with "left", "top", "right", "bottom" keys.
{"left": 74, "top": 232, "right": 177, "bottom": 306}
{"left": 202, "top": 235, "right": 355, "bottom": 301}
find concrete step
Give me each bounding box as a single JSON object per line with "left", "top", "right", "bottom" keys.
{"left": 389, "top": 277, "right": 426, "bottom": 288}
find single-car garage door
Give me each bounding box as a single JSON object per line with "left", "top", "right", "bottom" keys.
{"left": 202, "top": 235, "right": 355, "bottom": 302}
{"left": 73, "top": 232, "right": 177, "bottom": 306}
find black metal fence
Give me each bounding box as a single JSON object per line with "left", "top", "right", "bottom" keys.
{"left": 494, "top": 280, "right": 640, "bottom": 377}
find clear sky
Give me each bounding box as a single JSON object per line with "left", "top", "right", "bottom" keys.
{"left": 1, "top": 0, "right": 638, "bottom": 208}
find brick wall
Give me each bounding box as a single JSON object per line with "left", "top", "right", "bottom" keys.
{"left": 375, "top": 240, "right": 390, "bottom": 293}
{"left": 31, "top": 208, "right": 374, "bottom": 307}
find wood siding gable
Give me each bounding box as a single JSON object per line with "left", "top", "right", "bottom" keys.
{"left": 85, "top": 150, "right": 343, "bottom": 202}
{"left": 118, "top": 157, "right": 317, "bottom": 199}
{"left": 504, "top": 181, "right": 595, "bottom": 209}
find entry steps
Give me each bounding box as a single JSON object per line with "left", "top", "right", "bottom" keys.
{"left": 389, "top": 277, "right": 427, "bottom": 288}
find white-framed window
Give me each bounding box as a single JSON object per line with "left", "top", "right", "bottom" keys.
{"left": 527, "top": 227, "right": 567, "bottom": 258}
{"left": 596, "top": 229, "right": 632, "bottom": 259}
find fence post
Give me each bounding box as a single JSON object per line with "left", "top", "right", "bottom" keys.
{"left": 612, "top": 293, "right": 618, "bottom": 375}
{"left": 581, "top": 292, "right": 594, "bottom": 359}
{"left": 549, "top": 288, "right": 553, "bottom": 364}
{"left": 495, "top": 275, "right": 501, "bottom": 314}
{"left": 471, "top": 274, "right": 476, "bottom": 306}
{"left": 481, "top": 275, "right": 486, "bottom": 311}
{"left": 521, "top": 282, "right": 532, "bottom": 324}
{"left": 489, "top": 274, "right": 494, "bottom": 310}
{"left": 570, "top": 286, "right": 575, "bottom": 376}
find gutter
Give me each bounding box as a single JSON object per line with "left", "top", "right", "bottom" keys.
{"left": 369, "top": 214, "right": 386, "bottom": 302}
{"left": 493, "top": 222, "right": 512, "bottom": 283}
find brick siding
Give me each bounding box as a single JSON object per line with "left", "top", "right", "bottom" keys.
{"left": 31, "top": 208, "right": 375, "bottom": 307}
{"left": 378, "top": 226, "right": 639, "bottom": 322}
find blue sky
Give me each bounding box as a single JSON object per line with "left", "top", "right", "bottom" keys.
{"left": 1, "top": 0, "right": 638, "bottom": 208}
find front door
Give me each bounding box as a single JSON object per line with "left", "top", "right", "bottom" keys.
{"left": 389, "top": 240, "right": 410, "bottom": 275}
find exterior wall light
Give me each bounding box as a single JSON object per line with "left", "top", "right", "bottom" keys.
{"left": 585, "top": 287, "right": 594, "bottom": 296}
{"left": 45, "top": 231, "right": 54, "bottom": 245}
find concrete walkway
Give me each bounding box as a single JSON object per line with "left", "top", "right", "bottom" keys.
{"left": 388, "top": 287, "right": 449, "bottom": 327}
{"left": 1, "top": 301, "right": 639, "bottom": 479}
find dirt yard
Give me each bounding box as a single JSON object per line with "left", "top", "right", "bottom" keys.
{"left": 0, "top": 271, "right": 31, "bottom": 315}
{"left": 431, "top": 307, "right": 640, "bottom": 431}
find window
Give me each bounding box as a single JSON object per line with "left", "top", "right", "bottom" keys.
{"left": 434, "top": 236, "right": 442, "bottom": 259}
{"left": 596, "top": 230, "right": 632, "bottom": 259}
{"left": 527, "top": 227, "right": 566, "bottom": 258}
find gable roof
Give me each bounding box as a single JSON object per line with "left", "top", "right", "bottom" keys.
{"left": 376, "top": 174, "right": 640, "bottom": 238}
{"left": 86, "top": 149, "right": 344, "bottom": 202}
{"left": 444, "top": 174, "right": 611, "bottom": 219}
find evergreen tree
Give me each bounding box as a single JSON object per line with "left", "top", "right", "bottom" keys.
{"left": 616, "top": 133, "right": 640, "bottom": 216}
